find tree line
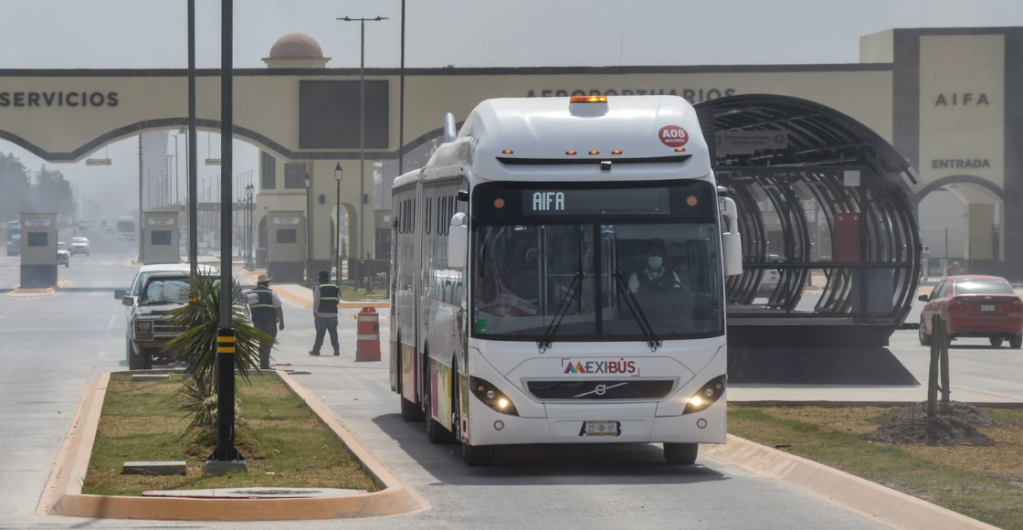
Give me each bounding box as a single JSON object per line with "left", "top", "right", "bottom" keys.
{"left": 0, "top": 151, "right": 76, "bottom": 224}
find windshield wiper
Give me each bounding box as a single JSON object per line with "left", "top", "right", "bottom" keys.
{"left": 537, "top": 271, "right": 583, "bottom": 353}
{"left": 614, "top": 269, "right": 662, "bottom": 352}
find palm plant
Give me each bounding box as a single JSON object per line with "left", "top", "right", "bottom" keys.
{"left": 162, "top": 272, "right": 273, "bottom": 384}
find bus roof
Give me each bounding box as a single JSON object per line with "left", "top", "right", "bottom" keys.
{"left": 441, "top": 95, "right": 711, "bottom": 183}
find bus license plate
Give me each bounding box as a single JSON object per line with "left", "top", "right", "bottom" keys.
{"left": 581, "top": 421, "right": 620, "bottom": 437}
{"left": 981, "top": 304, "right": 996, "bottom": 312}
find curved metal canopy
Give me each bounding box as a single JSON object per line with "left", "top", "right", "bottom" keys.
{"left": 695, "top": 95, "right": 920, "bottom": 328}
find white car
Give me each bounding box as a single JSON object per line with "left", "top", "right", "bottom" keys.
{"left": 116, "top": 264, "right": 221, "bottom": 370}
{"left": 70, "top": 236, "right": 90, "bottom": 256}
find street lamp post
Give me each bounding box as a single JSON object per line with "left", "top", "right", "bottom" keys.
{"left": 338, "top": 15, "right": 388, "bottom": 269}
{"left": 245, "top": 183, "right": 254, "bottom": 268}
{"left": 334, "top": 162, "right": 343, "bottom": 281}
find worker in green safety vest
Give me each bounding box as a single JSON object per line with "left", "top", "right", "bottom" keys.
{"left": 247, "top": 273, "right": 284, "bottom": 369}
{"left": 310, "top": 270, "right": 340, "bottom": 356}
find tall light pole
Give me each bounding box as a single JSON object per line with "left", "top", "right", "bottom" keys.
{"left": 334, "top": 162, "right": 343, "bottom": 281}
{"left": 245, "top": 183, "right": 254, "bottom": 268}
{"left": 171, "top": 135, "right": 180, "bottom": 210}
{"left": 398, "top": 0, "right": 406, "bottom": 176}
{"left": 187, "top": 0, "right": 198, "bottom": 275}
{"left": 338, "top": 15, "right": 388, "bottom": 265}
{"left": 208, "top": 0, "right": 242, "bottom": 470}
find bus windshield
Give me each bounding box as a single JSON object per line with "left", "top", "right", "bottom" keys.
{"left": 472, "top": 180, "right": 724, "bottom": 342}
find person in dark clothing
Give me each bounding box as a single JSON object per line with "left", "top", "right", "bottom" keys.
{"left": 628, "top": 243, "right": 683, "bottom": 293}
{"left": 247, "top": 274, "right": 284, "bottom": 370}
{"left": 310, "top": 270, "right": 340, "bottom": 356}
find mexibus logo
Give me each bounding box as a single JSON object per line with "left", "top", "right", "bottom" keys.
{"left": 562, "top": 358, "right": 639, "bottom": 375}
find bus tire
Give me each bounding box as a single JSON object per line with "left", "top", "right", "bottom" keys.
{"left": 397, "top": 345, "right": 425, "bottom": 422}
{"left": 425, "top": 389, "right": 454, "bottom": 444}
{"left": 462, "top": 442, "right": 495, "bottom": 467}
{"left": 664, "top": 443, "right": 699, "bottom": 465}
{"left": 401, "top": 396, "right": 424, "bottom": 422}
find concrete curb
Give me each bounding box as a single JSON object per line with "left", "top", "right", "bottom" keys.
{"left": 39, "top": 371, "right": 430, "bottom": 521}
{"left": 5, "top": 287, "right": 57, "bottom": 298}
{"left": 703, "top": 434, "right": 1000, "bottom": 530}
{"left": 732, "top": 400, "right": 1023, "bottom": 408}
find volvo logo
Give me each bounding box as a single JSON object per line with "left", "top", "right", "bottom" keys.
{"left": 574, "top": 382, "right": 628, "bottom": 398}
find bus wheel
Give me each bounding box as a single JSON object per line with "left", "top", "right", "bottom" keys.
{"left": 664, "top": 443, "right": 699, "bottom": 465}
{"left": 397, "top": 352, "right": 425, "bottom": 422}
{"left": 462, "top": 442, "right": 495, "bottom": 467}
{"left": 401, "top": 396, "right": 424, "bottom": 422}
{"left": 425, "top": 391, "right": 454, "bottom": 444}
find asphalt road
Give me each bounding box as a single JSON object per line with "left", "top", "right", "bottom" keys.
{"left": 0, "top": 230, "right": 139, "bottom": 291}
{"left": 0, "top": 242, "right": 896, "bottom": 529}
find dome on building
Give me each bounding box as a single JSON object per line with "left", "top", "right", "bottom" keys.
{"left": 268, "top": 33, "right": 324, "bottom": 60}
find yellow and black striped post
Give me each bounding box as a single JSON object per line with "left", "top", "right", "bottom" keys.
{"left": 213, "top": 328, "right": 241, "bottom": 461}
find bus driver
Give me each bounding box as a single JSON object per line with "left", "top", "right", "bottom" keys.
{"left": 629, "top": 243, "right": 684, "bottom": 293}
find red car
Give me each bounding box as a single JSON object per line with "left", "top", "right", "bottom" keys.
{"left": 919, "top": 275, "right": 1023, "bottom": 348}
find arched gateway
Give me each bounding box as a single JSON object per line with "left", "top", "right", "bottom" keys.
{"left": 3, "top": 28, "right": 1019, "bottom": 373}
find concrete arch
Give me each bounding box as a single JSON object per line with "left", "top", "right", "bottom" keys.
{"left": 0, "top": 118, "right": 307, "bottom": 163}
{"left": 914, "top": 175, "right": 1005, "bottom": 274}
{"left": 912, "top": 174, "right": 1005, "bottom": 206}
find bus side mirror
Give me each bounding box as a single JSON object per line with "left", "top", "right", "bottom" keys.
{"left": 720, "top": 197, "right": 743, "bottom": 277}
{"left": 448, "top": 212, "right": 468, "bottom": 270}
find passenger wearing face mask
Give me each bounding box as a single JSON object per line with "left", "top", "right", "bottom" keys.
{"left": 629, "top": 243, "right": 683, "bottom": 293}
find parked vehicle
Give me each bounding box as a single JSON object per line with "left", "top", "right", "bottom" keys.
{"left": 57, "top": 242, "right": 70, "bottom": 267}
{"left": 919, "top": 275, "right": 1023, "bottom": 348}
{"left": 5, "top": 233, "right": 19, "bottom": 256}
{"left": 115, "top": 264, "right": 247, "bottom": 370}
{"left": 70, "top": 236, "right": 90, "bottom": 256}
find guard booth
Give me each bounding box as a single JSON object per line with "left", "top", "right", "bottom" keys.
{"left": 267, "top": 211, "right": 305, "bottom": 282}
{"left": 19, "top": 213, "right": 58, "bottom": 288}
{"left": 142, "top": 211, "right": 180, "bottom": 265}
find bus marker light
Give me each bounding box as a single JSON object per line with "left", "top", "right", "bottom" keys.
{"left": 588, "top": 150, "right": 600, "bottom": 155}
{"left": 675, "top": 147, "right": 686, "bottom": 152}
{"left": 570, "top": 95, "right": 608, "bottom": 103}
{"left": 502, "top": 150, "right": 514, "bottom": 155}
{"left": 494, "top": 198, "right": 506, "bottom": 209}
{"left": 687, "top": 196, "right": 699, "bottom": 207}
{"left": 477, "top": 385, "right": 486, "bottom": 392}
{"left": 566, "top": 150, "right": 577, "bottom": 156}
{"left": 612, "top": 150, "right": 622, "bottom": 155}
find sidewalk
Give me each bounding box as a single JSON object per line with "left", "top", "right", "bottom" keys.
{"left": 272, "top": 282, "right": 389, "bottom": 310}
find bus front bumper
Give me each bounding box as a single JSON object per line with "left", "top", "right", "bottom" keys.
{"left": 467, "top": 396, "right": 727, "bottom": 446}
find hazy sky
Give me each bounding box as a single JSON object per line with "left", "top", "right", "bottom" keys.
{"left": 3, "top": 0, "right": 1023, "bottom": 220}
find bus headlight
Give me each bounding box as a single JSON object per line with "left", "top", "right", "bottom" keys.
{"left": 470, "top": 376, "right": 518, "bottom": 416}
{"left": 683, "top": 375, "right": 726, "bottom": 415}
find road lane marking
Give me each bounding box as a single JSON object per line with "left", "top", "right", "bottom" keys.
{"left": 107, "top": 312, "right": 117, "bottom": 330}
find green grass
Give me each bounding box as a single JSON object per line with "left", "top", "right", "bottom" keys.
{"left": 341, "top": 286, "right": 387, "bottom": 301}
{"left": 729, "top": 405, "right": 1023, "bottom": 530}
{"left": 83, "top": 374, "right": 379, "bottom": 496}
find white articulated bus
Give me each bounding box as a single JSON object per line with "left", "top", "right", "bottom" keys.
{"left": 390, "top": 95, "right": 742, "bottom": 466}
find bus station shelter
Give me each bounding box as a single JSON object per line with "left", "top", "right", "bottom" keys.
{"left": 696, "top": 95, "right": 921, "bottom": 383}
